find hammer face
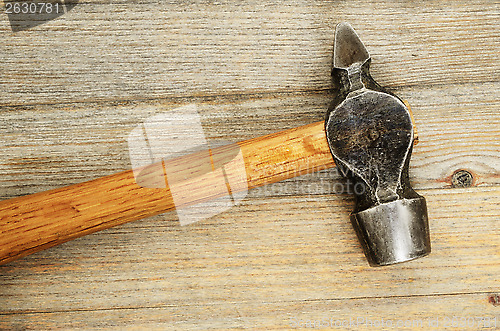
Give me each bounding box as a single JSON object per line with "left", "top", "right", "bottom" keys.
{"left": 351, "top": 197, "right": 430, "bottom": 266}
{"left": 325, "top": 23, "right": 431, "bottom": 266}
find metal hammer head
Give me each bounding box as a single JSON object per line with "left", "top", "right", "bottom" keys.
{"left": 325, "top": 23, "right": 431, "bottom": 266}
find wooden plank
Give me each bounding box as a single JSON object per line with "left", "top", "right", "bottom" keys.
{"left": 0, "top": 118, "right": 338, "bottom": 265}
{"left": 0, "top": 187, "right": 498, "bottom": 329}
{"left": 0, "top": 0, "right": 498, "bottom": 105}
{"left": 0, "top": 0, "right": 498, "bottom": 328}
{"left": 0, "top": 82, "right": 498, "bottom": 200}
{"left": 0, "top": 293, "right": 498, "bottom": 329}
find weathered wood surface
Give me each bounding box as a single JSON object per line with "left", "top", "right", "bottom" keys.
{"left": 0, "top": 0, "right": 499, "bottom": 329}
{"left": 1, "top": 0, "right": 498, "bottom": 106}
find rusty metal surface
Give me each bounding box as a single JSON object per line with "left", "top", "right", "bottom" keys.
{"left": 325, "top": 23, "right": 431, "bottom": 266}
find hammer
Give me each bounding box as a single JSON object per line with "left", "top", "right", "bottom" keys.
{"left": 0, "top": 23, "right": 430, "bottom": 266}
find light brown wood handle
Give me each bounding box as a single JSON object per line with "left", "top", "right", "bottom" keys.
{"left": 0, "top": 121, "right": 335, "bottom": 265}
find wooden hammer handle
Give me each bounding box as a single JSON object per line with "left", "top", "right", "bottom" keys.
{"left": 0, "top": 121, "right": 334, "bottom": 265}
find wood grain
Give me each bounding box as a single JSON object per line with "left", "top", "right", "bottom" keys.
{"left": 0, "top": 0, "right": 498, "bottom": 105}
{"left": 2, "top": 293, "right": 498, "bottom": 329}
{"left": 0, "top": 83, "right": 498, "bottom": 200}
{"left": 0, "top": 120, "right": 335, "bottom": 265}
{"left": 0, "top": 188, "right": 498, "bottom": 329}
{"left": 0, "top": 0, "right": 499, "bottom": 329}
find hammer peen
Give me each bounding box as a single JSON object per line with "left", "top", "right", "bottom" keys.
{"left": 0, "top": 23, "right": 430, "bottom": 266}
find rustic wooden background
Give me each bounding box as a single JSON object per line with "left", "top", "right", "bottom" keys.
{"left": 1, "top": 0, "right": 499, "bottom": 329}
